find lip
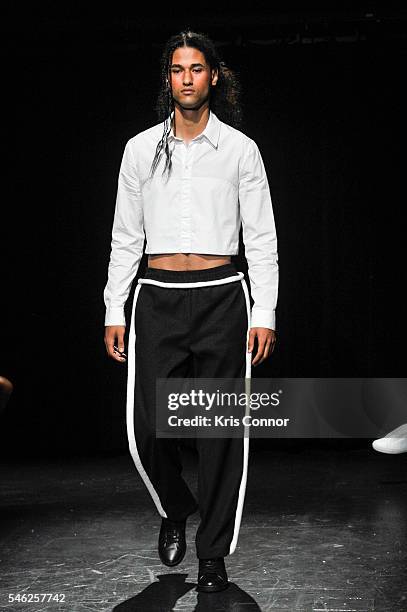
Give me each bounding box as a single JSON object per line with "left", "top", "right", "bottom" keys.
{"left": 181, "top": 89, "right": 195, "bottom": 93}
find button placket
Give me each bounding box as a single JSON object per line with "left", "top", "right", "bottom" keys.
{"left": 180, "top": 141, "right": 195, "bottom": 251}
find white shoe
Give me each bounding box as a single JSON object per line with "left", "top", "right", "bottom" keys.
{"left": 372, "top": 423, "right": 407, "bottom": 454}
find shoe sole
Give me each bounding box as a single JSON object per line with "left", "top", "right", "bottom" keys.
{"left": 372, "top": 441, "right": 407, "bottom": 454}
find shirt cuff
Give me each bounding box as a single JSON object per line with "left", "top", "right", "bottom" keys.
{"left": 250, "top": 307, "right": 276, "bottom": 331}
{"left": 105, "top": 307, "right": 126, "bottom": 327}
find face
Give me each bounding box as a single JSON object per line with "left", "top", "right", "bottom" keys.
{"left": 168, "top": 46, "right": 218, "bottom": 111}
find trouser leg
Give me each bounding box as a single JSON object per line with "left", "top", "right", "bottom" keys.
{"left": 128, "top": 282, "right": 198, "bottom": 521}
{"left": 190, "top": 280, "right": 250, "bottom": 559}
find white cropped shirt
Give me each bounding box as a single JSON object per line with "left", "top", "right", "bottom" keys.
{"left": 104, "top": 110, "right": 279, "bottom": 329}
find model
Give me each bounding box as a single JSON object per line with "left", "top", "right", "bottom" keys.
{"left": 103, "top": 29, "right": 279, "bottom": 593}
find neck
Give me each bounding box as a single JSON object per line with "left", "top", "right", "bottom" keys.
{"left": 171, "top": 104, "right": 210, "bottom": 142}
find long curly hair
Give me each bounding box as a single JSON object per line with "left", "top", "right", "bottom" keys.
{"left": 149, "top": 29, "right": 243, "bottom": 180}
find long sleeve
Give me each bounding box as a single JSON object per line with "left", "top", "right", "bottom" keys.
{"left": 103, "top": 139, "right": 145, "bottom": 326}
{"left": 239, "top": 137, "right": 279, "bottom": 330}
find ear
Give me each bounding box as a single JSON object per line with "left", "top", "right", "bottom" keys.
{"left": 211, "top": 69, "right": 219, "bottom": 86}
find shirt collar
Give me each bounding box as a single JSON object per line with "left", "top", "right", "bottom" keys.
{"left": 166, "top": 109, "right": 221, "bottom": 149}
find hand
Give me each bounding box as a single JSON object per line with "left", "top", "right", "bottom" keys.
{"left": 104, "top": 325, "right": 127, "bottom": 362}
{"left": 247, "top": 327, "right": 276, "bottom": 367}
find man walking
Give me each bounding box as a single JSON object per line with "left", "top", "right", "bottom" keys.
{"left": 104, "top": 29, "right": 278, "bottom": 593}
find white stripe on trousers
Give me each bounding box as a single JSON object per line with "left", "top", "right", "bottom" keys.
{"left": 126, "top": 271, "right": 252, "bottom": 556}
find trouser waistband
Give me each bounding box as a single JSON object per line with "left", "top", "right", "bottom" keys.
{"left": 142, "top": 263, "right": 239, "bottom": 284}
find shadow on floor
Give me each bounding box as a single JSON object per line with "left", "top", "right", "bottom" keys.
{"left": 112, "top": 573, "right": 261, "bottom": 611}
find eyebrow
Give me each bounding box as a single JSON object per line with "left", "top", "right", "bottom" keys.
{"left": 170, "top": 63, "right": 206, "bottom": 68}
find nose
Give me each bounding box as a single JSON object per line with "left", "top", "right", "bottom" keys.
{"left": 183, "top": 70, "right": 193, "bottom": 86}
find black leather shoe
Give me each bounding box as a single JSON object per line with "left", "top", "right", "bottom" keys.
{"left": 158, "top": 518, "right": 186, "bottom": 567}
{"left": 197, "top": 557, "right": 229, "bottom": 593}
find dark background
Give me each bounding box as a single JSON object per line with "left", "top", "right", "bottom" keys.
{"left": 1, "top": 6, "right": 406, "bottom": 457}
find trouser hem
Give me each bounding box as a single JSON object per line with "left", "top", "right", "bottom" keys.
{"left": 196, "top": 549, "right": 232, "bottom": 560}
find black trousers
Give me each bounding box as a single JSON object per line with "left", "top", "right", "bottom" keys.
{"left": 126, "top": 263, "right": 252, "bottom": 559}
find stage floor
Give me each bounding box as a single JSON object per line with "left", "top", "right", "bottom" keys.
{"left": 0, "top": 445, "right": 406, "bottom": 611}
